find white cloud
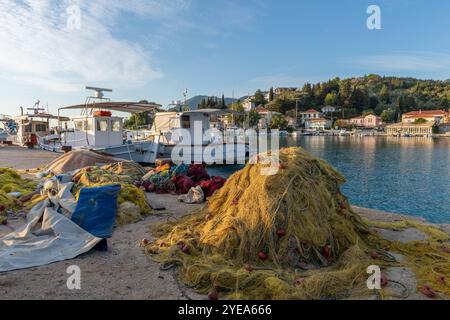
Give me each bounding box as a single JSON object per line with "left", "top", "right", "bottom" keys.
{"left": 0, "top": 0, "right": 188, "bottom": 92}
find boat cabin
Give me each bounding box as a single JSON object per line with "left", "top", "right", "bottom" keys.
{"left": 12, "top": 114, "right": 60, "bottom": 146}
{"left": 151, "top": 109, "right": 240, "bottom": 145}
{"left": 60, "top": 113, "right": 123, "bottom": 148}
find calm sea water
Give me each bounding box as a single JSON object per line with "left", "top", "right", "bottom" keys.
{"left": 210, "top": 136, "right": 450, "bottom": 223}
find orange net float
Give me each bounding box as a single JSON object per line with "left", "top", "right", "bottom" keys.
{"left": 93, "top": 110, "right": 112, "bottom": 117}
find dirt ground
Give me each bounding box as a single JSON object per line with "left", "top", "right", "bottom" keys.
{"left": 0, "top": 145, "right": 59, "bottom": 170}
{"left": 0, "top": 194, "right": 205, "bottom": 300}
{"left": 0, "top": 148, "right": 449, "bottom": 300}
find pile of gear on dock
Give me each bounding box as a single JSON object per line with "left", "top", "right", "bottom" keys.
{"left": 139, "top": 162, "right": 226, "bottom": 204}
{"left": 144, "top": 147, "right": 450, "bottom": 300}
{"left": 0, "top": 168, "right": 37, "bottom": 224}
{"left": 0, "top": 150, "right": 227, "bottom": 272}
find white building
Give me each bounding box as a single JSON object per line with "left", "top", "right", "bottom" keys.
{"left": 299, "top": 109, "right": 332, "bottom": 130}
{"left": 242, "top": 98, "right": 255, "bottom": 112}
{"left": 304, "top": 118, "right": 332, "bottom": 130}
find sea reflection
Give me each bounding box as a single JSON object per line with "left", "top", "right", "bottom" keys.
{"left": 282, "top": 136, "right": 450, "bottom": 223}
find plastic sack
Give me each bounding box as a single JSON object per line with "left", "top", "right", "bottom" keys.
{"left": 71, "top": 184, "right": 121, "bottom": 238}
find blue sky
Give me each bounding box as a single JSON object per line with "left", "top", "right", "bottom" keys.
{"left": 1, "top": 0, "right": 450, "bottom": 115}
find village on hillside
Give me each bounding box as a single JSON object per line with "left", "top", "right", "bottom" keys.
{"left": 192, "top": 82, "right": 450, "bottom": 137}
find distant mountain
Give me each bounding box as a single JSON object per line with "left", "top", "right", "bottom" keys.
{"left": 186, "top": 95, "right": 238, "bottom": 110}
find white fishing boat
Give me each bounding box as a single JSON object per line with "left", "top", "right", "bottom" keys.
{"left": 146, "top": 108, "right": 249, "bottom": 164}
{"left": 38, "top": 87, "right": 162, "bottom": 163}
{"left": 1, "top": 101, "right": 67, "bottom": 147}
{"left": 339, "top": 129, "right": 351, "bottom": 136}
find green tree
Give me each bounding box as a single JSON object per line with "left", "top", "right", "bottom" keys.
{"left": 380, "top": 109, "right": 396, "bottom": 123}
{"left": 369, "top": 96, "right": 379, "bottom": 109}
{"left": 198, "top": 98, "right": 207, "bottom": 109}
{"left": 221, "top": 94, "right": 226, "bottom": 109}
{"left": 270, "top": 114, "right": 288, "bottom": 130}
{"left": 347, "top": 88, "right": 369, "bottom": 111}
{"left": 124, "top": 112, "right": 151, "bottom": 129}
{"left": 324, "top": 92, "right": 338, "bottom": 106}
{"left": 228, "top": 101, "right": 245, "bottom": 125}
{"left": 414, "top": 118, "right": 427, "bottom": 124}
{"left": 248, "top": 109, "right": 261, "bottom": 128}
{"left": 362, "top": 109, "right": 375, "bottom": 116}
{"left": 253, "top": 89, "right": 267, "bottom": 106}
{"left": 339, "top": 80, "right": 352, "bottom": 105}
{"left": 379, "top": 85, "right": 391, "bottom": 104}
{"left": 269, "top": 87, "right": 274, "bottom": 102}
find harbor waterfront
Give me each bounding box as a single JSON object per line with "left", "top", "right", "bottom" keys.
{"left": 210, "top": 136, "right": 450, "bottom": 224}
{"left": 2, "top": 135, "right": 449, "bottom": 223}
{"left": 294, "top": 136, "right": 450, "bottom": 223}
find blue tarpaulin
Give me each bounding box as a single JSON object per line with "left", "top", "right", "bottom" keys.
{"left": 71, "top": 184, "right": 121, "bottom": 238}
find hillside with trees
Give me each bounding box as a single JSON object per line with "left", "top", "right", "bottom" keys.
{"left": 259, "top": 75, "right": 450, "bottom": 123}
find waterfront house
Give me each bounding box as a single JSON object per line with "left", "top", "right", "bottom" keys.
{"left": 300, "top": 109, "right": 322, "bottom": 121}
{"left": 385, "top": 122, "right": 435, "bottom": 136}
{"left": 242, "top": 98, "right": 255, "bottom": 112}
{"left": 401, "top": 109, "right": 449, "bottom": 125}
{"left": 304, "top": 118, "right": 332, "bottom": 130}
{"left": 386, "top": 109, "right": 449, "bottom": 136}
{"left": 349, "top": 114, "right": 382, "bottom": 128}
{"left": 321, "top": 106, "right": 337, "bottom": 113}
{"left": 299, "top": 109, "right": 332, "bottom": 130}
{"left": 349, "top": 116, "right": 365, "bottom": 127}
{"left": 256, "top": 105, "right": 280, "bottom": 129}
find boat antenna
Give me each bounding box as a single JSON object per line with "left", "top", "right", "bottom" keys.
{"left": 27, "top": 100, "right": 45, "bottom": 115}
{"left": 84, "top": 86, "right": 113, "bottom": 115}
{"left": 85, "top": 86, "right": 113, "bottom": 100}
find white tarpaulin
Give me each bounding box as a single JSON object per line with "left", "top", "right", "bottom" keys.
{"left": 0, "top": 183, "right": 101, "bottom": 273}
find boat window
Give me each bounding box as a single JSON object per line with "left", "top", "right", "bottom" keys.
{"left": 181, "top": 115, "right": 190, "bottom": 129}
{"left": 97, "top": 120, "right": 108, "bottom": 132}
{"left": 75, "top": 121, "right": 84, "bottom": 131}
{"left": 85, "top": 120, "right": 93, "bottom": 131}
{"left": 35, "top": 124, "right": 47, "bottom": 132}
{"left": 111, "top": 120, "right": 121, "bottom": 132}
{"left": 24, "top": 124, "right": 32, "bottom": 133}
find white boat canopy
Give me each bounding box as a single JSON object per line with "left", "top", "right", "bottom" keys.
{"left": 59, "top": 102, "right": 162, "bottom": 114}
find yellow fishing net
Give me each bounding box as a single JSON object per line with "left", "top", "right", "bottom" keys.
{"left": 0, "top": 168, "right": 37, "bottom": 223}
{"left": 145, "top": 148, "right": 381, "bottom": 299}
{"left": 145, "top": 147, "right": 450, "bottom": 300}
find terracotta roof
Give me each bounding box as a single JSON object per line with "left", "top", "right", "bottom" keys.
{"left": 403, "top": 110, "right": 448, "bottom": 118}
{"left": 306, "top": 118, "right": 330, "bottom": 122}
{"left": 302, "top": 109, "right": 320, "bottom": 114}
{"left": 255, "top": 106, "right": 269, "bottom": 113}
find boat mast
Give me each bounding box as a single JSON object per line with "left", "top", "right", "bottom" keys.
{"left": 83, "top": 86, "right": 113, "bottom": 146}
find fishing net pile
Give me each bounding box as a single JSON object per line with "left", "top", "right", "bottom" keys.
{"left": 71, "top": 161, "right": 152, "bottom": 225}
{"left": 141, "top": 162, "right": 226, "bottom": 198}
{"left": 0, "top": 168, "right": 37, "bottom": 223}
{"left": 144, "top": 147, "right": 379, "bottom": 300}
{"left": 43, "top": 150, "right": 119, "bottom": 175}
